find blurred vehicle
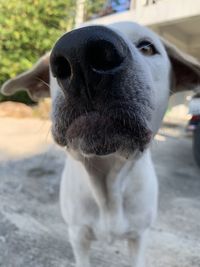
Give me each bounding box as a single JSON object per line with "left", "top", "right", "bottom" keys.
{"left": 111, "top": 0, "right": 130, "bottom": 12}
{"left": 187, "top": 92, "right": 200, "bottom": 167}
{"left": 91, "top": 0, "right": 130, "bottom": 19}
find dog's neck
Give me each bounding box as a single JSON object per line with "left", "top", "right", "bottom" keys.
{"left": 67, "top": 150, "right": 146, "bottom": 214}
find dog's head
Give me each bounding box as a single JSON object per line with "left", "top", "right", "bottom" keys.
{"left": 2, "top": 22, "right": 200, "bottom": 159}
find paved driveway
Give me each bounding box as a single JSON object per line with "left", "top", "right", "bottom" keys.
{"left": 0, "top": 117, "right": 199, "bottom": 267}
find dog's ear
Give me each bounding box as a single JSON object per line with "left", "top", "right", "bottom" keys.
{"left": 163, "top": 39, "right": 200, "bottom": 93}
{"left": 1, "top": 53, "right": 50, "bottom": 101}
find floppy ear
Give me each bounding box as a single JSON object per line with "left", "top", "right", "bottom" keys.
{"left": 163, "top": 39, "right": 200, "bottom": 93}
{"left": 1, "top": 53, "right": 50, "bottom": 101}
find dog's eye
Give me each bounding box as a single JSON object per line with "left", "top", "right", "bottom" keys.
{"left": 137, "top": 40, "right": 157, "bottom": 56}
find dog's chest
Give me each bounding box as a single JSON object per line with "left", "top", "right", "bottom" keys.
{"left": 93, "top": 202, "right": 130, "bottom": 242}
{"left": 90, "top": 193, "right": 152, "bottom": 243}
{"left": 61, "top": 154, "right": 156, "bottom": 242}
{"left": 89, "top": 177, "right": 152, "bottom": 242}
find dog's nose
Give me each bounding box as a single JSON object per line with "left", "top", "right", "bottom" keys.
{"left": 50, "top": 26, "right": 127, "bottom": 97}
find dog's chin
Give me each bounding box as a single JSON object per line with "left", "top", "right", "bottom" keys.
{"left": 72, "top": 143, "right": 118, "bottom": 158}
{"left": 68, "top": 135, "right": 122, "bottom": 158}
{"left": 63, "top": 112, "right": 152, "bottom": 158}
{"left": 68, "top": 140, "right": 141, "bottom": 160}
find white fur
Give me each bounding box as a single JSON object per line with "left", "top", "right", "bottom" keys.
{"left": 55, "top": 22, "right": 172, "bottom": 267}
{"left": 60, "top": 150, "right": 157, "bottom": 267}
{"left": 2, "top": 21, "right": 199, "bottom": 267}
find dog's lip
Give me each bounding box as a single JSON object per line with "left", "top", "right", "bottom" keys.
{"left": 80, "top": 145, "right": 118, "bottom": 157}
{"left": 65, "top": 110, "right": 112, "bottom": 140}
{"left": 68, "top": 110, "right": 97, "bottom": 128}
{"left": 63, "top": 110, "right": 152, "bottom": 157}
{"left": 65, "top": 112, "right": 119, "bottom": 156}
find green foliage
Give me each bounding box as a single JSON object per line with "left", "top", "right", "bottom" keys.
{"left": 0, "top": 0, "right": 109, "bottom": 104}
{"left": 0, "top": 0, "right": 76, "bottom": 103}
{"left": 84, "top": 0, "right": 106, "bottom": 20}
{"left": 0, "top": 91, "right": 35, "bottom": 105}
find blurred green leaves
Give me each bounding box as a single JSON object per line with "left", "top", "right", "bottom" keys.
{"left": 0, "top": 0, "right": 76, "bottom": 103}
{"left": 84, "top": 0, "right": 106, "bottom": 20}
{"left": 0, "top": 0, "right": 109, "bottom": 103}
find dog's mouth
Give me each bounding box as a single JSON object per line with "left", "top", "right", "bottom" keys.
{"left": 54, "top": 110, "right": 152, "bottom": 157}
{"left": 50, "top": 24, "right": 154, "bottom": 157}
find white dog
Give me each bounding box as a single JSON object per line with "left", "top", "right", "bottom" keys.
{"left": 2, "top": 22, "right": 200, "bottom": 267}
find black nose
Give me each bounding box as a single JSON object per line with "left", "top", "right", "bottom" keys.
{"left": 50, "top": 26, "right": 127, "bottom": 97}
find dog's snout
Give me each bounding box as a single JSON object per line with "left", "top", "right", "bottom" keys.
{"left": 51, "top": 39, "right": 123, "bottom": 79}
{"left": 86, "top": 40, "right": 124, "bottom": 71}
{"left": 51, "top": 56, "right": 71, "bottom": 80}
{"left": 50, "top": 26, "right": 128, "bottom": 96}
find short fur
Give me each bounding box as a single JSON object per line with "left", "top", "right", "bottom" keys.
{"left": 1, "top": 21, "right": 200, "bottom": 267}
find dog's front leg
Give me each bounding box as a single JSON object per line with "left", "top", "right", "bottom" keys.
{"left": 68, "top": 226, "right": 92, "bottom": 267}
{"left": 128, "top": 232, "right": 147, "bottom": 267}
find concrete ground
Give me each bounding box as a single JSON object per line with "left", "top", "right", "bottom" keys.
{"left": 0, "top": 117, "right": 199, "bottom": 267}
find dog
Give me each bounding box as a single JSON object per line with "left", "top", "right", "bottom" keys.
{"left": 2, "top": 21, "right": 200, "bottom": 267}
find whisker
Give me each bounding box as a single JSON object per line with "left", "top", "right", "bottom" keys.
{"left": 36, "top": 77, "right": 50, "bottom": 89}
{"left": 45, "top": 125, "right": 52, "bottom": 143}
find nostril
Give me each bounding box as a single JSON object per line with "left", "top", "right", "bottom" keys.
{"left": 51, "top": 56, "right": 71, "bottom": 79}
{"left": 86, "top": 40, "right": 124, "bottom": 71}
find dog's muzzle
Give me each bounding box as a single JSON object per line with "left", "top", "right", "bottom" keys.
{"left": 50, "top": 26, "right": 127, "bottom": 96}
{"left": 50, "top": 26, "right": 152, "bottom": 156}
